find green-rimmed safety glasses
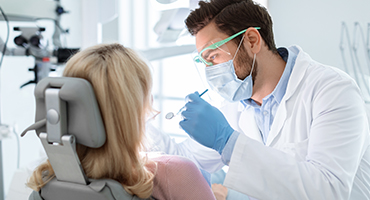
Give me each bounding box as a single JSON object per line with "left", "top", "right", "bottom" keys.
{"left": 193, "top": 27, "right": 260, "bottom": 66}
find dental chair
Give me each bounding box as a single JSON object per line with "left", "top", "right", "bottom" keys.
{"left": 21, "top": 77, "right": 148, "bottom": 200}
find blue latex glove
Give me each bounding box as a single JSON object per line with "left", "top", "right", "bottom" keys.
{"left": 179, "top": 92, "right": 234, "bottom": 154}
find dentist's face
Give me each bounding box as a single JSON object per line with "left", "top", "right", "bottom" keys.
{"left": 195, "top": 23, "right": 256, "bottom": 81}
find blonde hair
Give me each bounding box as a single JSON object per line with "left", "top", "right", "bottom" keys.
{"left": 27, "top": 43, "right": 156, "bottom": 198}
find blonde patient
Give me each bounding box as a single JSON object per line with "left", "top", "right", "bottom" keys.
{"left": 26, "top": 43, "right": 215, "bottom": 200}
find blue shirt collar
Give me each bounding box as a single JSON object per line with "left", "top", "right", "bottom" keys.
{"left": 241, "top": 47, "right": 297, "bottom": 107}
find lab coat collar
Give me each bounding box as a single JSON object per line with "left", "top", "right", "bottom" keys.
{"left": 282, "top": 46, "right": 311, "bottom": 100}
{"left": 238, "top": 101, "right": 245, "bottom": 112}
{"left": 266, "top": 45, "right": 311, "bottom": 146}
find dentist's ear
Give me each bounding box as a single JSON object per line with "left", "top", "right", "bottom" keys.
{"left": 243, "top": 27, "right": 262, "bottom": 54}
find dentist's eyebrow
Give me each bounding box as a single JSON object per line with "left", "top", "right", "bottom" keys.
{"left": 202, "top": 49, "right": 216, "bottom": 60}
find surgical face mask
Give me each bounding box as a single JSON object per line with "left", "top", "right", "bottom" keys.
{"left": 205, "top": 38, "right": 256, "bottom": 102}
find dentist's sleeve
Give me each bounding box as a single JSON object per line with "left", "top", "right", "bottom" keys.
{"left": 145, "top": 122, "right": 224, "bottom": 173}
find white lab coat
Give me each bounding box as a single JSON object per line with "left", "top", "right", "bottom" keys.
{"left": 223, "top": 46, "right": 370, "bottom": 200}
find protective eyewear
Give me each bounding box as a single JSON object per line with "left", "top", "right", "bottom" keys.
{"left": 193, "top": 27, "right": 260, "bottom": 66}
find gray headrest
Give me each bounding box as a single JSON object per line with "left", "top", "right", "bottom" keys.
{"left": 33, "top": 77, "right": 106, "bottom": 148}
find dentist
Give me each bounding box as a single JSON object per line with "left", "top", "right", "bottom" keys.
{"left": 179, "top": 0, "right": 370, "bottom": 199}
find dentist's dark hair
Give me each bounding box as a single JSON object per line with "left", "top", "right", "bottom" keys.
{"left": 185, "top": 0, "right": 277, "bottom": 53}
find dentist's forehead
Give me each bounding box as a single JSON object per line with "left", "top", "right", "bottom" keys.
{"left": 195, "top": 23, "right": 229, "bottom": 52}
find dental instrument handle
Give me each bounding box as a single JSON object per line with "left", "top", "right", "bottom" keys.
{"left": 176, "top": 89, "right": 208, "bottom": 116}
{"left": 199, "top": 89, "right": 209, "bottom": 97}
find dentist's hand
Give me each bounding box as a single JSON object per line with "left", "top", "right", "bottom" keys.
{"left": 179, "top": 92, "right": 234, "bottom": 154}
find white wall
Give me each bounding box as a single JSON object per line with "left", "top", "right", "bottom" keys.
{"left": 269, "top": 0, "right": 370, "bottom": 71}
{"left": 1, "top": 56, "right": 38, "bottom": 199}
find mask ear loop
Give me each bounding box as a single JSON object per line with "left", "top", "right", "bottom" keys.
{"left": 232, "top": 34, "right": 256, "bottom": 78}
{"left": 250, "top": 53, "right": 256, "bottom": 77}
{"left": 230, "top": 35, "right": 245, "bottom": 72}
{"left": 232, "top": 35, "right": 245, "bottom": 61}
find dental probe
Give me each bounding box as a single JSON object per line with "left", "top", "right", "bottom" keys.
{"left": 165, "top": 89, "right": 208, "bottom": 120}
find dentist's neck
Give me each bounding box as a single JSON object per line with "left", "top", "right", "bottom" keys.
{"left": 251, "top": 48, "right": 286, "bottom": 106}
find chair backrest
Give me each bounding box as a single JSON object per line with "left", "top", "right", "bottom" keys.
{"left": 22, "top": 77, "right": 148, "bottom": 200}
